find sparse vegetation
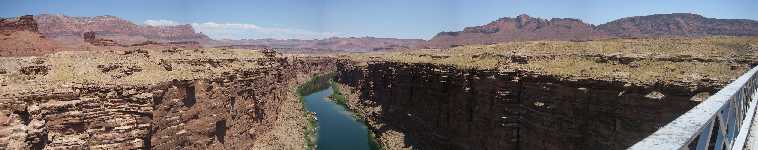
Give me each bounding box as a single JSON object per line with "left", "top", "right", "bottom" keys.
{"left": 0, "top": 48, "right": 267, "bottom": 94}
{"left": 295, "top": 73, "right": 335, "bottom": 150}
{"left": 329, "top": 83, "right": 383, "bottom": 150}
{"left": 296, "top": 72, "right": 335, "bottom": 95}
{"left": 328, "top": 80, "right": 348, "bottom": 108}
{"left": 340, "top": 36, "right": 758, "bottom": 85}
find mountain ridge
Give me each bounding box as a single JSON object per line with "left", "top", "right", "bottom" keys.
{"left": 428, "top": 13, "right": 758, "bottom": 48}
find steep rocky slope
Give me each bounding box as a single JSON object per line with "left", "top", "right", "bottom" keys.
{"left": 34, "top": 14, "right": 211, "bottom": 45}
{"left": 429, "top": 13, "right": 758, "bottom": 48}
{"left": 0, "top": 48, "right": 337, "bottom": 149}
{"left": 333, "top": 37, "right": 758, "bottom": 149}
{"left": 335, "top": 62, "right": 713, "bottom": 149}
{"left": 598, "top": 13, "right": 758, "bottom": 37}
{"left": 0, "top": 15, "right": 61, "bottom": 57}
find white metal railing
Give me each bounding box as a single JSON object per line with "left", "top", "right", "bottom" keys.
{"left": 630, "top": 66, "right": 758, "bottom": 150}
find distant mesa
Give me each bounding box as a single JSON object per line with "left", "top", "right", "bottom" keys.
{"left": 209, "top": 37, "right": 426, "bottom": 52}
{"left": 428, "top": 13, "right": 758, "bottom": 48}
{"left": 0, "top": 15, "right": 38, "bottom": 33}
{"left": 0, "top": 15, "right": 60, "bottom": 57}
{"left": 32, "top": 14, "right": 425, "bottom": 52}
{"left": 34, "top": 14, "right": 211, "bottom": 45}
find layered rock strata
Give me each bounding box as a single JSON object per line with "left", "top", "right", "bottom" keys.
{"left": 0, "top": 15, "right": 61, "bottom": 57}
{"left": 0, "top": 49, "right": 336, "bottom": 149}
{"left": 334, "top": 61, "right": 721, "bottom": 150}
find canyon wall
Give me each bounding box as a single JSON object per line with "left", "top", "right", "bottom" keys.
{"left": 0, "top": 57, "right": 336, "bottom": 149}
{"left": 335, "top": 61, "right": 717, "bottom": 150}
{"left": 0, "top": 15, "right": 38, "bottom": 33}
{"left": 34, "top": 14, "right": 211, "bottom": 45}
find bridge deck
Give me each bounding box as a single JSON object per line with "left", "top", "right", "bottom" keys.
{"left": 748, "top": 102, "right": 758, "bottom": 150}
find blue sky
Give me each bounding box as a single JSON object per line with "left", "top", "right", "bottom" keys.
{"left": 2, "top": 0, "right": 757, "bottom": 40}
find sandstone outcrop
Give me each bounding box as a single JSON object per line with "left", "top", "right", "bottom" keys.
{"left": 0, "top": 48, "right": 337, "bottom": 149}
{"left": 334, "top": 61, "right": 718, "bottom": 150}
{"left": 332, "top": 36, "right": 756, "bottom": 149}
{"left": 0, "top": 15, "right": 38, "bottom": 33}
{"left": 34, "top": 14, "right": 211, "bottom": 45}
{"left": 83, "top": 31, "right": 120, "bottom": 46}
{"left": 0, "top": 15, "right": 61, "bottom": 57}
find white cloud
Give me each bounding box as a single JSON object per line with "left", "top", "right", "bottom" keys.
{"left": 143, "top": 19, "right": 181, "bottom": 26}
{"left": 144, "top": 19, "right": 341, "bottom": 40}
{"left": 190, "top": 22, "right": 341, "bottom": 40}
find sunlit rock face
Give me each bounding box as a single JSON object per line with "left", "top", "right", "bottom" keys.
{"left": 0, "top": 55, "right": 337, "bottom": 149}
{"left": 335, "top": 61, "right": 717, "bottom": 150}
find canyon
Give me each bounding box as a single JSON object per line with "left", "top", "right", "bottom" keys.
{"left": 327, "top": 36, "right": 757, "bottom": 149}
{"left": 1, "top": 36, "right": 756, "bottom": 149}
{"left": 0, "top": 48, "right": 337, "bottom": 149}
{"left": 1, "top": 11, "right": 758, "bottom": 150}
{"left": 333, "top": 61, "right": 711, "bottom": 149}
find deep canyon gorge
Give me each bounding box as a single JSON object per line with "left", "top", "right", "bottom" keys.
{"left": 333, "top": 61, "right": 718, "bottom": 150}
{"left": 3, "top": 35, "right": 757, "bottom": 149}
{"left": 2, "top": 11, "right": 758, "bottom": 150}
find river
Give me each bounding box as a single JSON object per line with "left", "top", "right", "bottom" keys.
{"left": 302, "top": 86, "right": 377, "bottom": 150}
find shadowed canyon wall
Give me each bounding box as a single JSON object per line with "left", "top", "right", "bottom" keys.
{"left": 0, "top": 57, "right": 336, "bottom": 149}
{"left": 335, "top": 61, "right": 717, "bottom": 150}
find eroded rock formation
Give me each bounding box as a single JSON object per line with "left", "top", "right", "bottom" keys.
{"left": 0, "top": 49, "right": 337, "bottom": 149}
{"left": 0, "top": 15, "right": 61, "bottom": 57}
{"left": 34, "top": 14, "right": 211, "bottom": 45}
{"left": 0, "top": 15, "right": 38, "bottom": 33}
{"left": 83, "top": 31, "right": 120, "bottom": 46}
{"left": 334, "top": 61, "right": 719, "bottom": 150}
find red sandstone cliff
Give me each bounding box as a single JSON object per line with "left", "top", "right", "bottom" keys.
{"left": 0, "top": 15, "right": 60, "bottom": 57}
{"left": 34, "top": 14, "right": 211, "bottom": 45}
